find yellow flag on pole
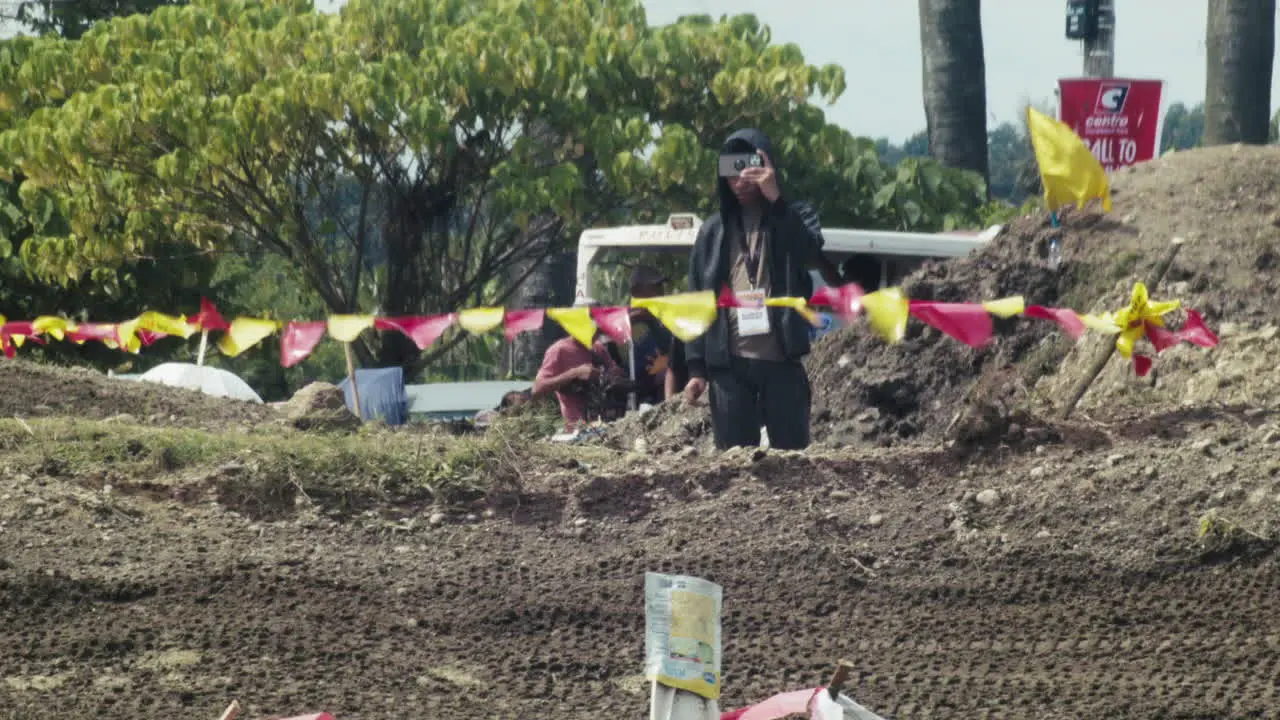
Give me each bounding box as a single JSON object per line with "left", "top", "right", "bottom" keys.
{"left": 1026, "top": 106, "right": 1112, "bottom": 213}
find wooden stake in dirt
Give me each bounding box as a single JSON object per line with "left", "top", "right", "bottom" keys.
{"left": 826, "top": 659, "right": 855, "bottom": 699}
{"left": 1058, "top": 237, "right": 1185, "bottom": 419}
{"left": 343, "top": 341, "right": 362, "bottom": 419}
{"left": 216, "top": 699, "right": 240, "bottom": 720}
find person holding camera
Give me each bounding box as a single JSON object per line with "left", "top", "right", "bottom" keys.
{"left": 682, "top": 128, "right": 825, "bottom": 450}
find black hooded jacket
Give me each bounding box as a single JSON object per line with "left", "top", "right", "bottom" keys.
{"left": 685, "top": 128, "right": 825, "bottom": 379}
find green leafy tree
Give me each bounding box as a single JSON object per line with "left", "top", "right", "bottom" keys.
{"left": 985, "top": 121, "right": 1034, "bottom": 203}
{"left": 1161, "top": 102, "right": 1206, "bottom": 152}
{"left": 0, "top": 12, "right": 225, "bottom": 374}
{"left": 3, "top": 0, "right": 187, "bottom": 39}
{"left": 879, "top": 122, "right": 1032, "bottom": 204}
{"left": 0, "top": 0, "right": 986, "bottom": 378}
{"left": 875, "top": 131, "right": 929, "bottom": 167}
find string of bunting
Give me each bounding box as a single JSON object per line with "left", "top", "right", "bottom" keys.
{"left": 0, "top": 281, "right": 1218, "bottom": 376}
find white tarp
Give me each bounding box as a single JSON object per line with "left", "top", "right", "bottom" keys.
{"left": 137, "top": 362, "right": 264, "bottom": 403}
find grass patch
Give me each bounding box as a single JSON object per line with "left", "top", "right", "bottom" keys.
{"left": 0, "top": 414, "right": 614, "bottom": 518}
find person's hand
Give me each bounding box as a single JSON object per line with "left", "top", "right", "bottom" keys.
{"left": 739, "top": 150, "right": 780, "bottom": 202}
{"left": 684, "top": 377, "right": 707, "bottom": 405}
{"left": 571, "top": 364, "right": 601, "bottom": 382}
{"left": 646, "top": 353, "right": 669, "bottom": 376}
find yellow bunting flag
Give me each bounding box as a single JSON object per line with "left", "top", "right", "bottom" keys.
{"left": 1026, "top": 106, "right": 1112, "bottom": 212}
{"left": 115, "top": 319, "right": 143, "bottom": 353}
{"left": 1111, "top": 282, "right": 1179, "bottom": 358}
{"left": 765, "top": 297, "right": 821, "bottom": 326}
{"left": 135, "top": 311, "right": 197, "bottom": 339}
{"left": 31, "top": 316, "right": 71, "bottom": 340}
{"left": 982, "top": 296, "right": 1026, "bottom": 319}
{"left": 326, "top": 314, "right": 376, "bottom": 343}
{"left": 547, "top": 307, "right": 597, "bottom": 347}
{"left": 457, "top": 307, "right": 504, "bottom": 335}
{"left": 632, "top": 291, "right": 718, "bottom": 342}
{"left": 1077, "top": 312, "right": 1120, "bottom": 334}
{"left": 861, "top": 287, "right": 909, "bottom": 344}
{"left": 217, "top": 317, "right": 281, "bottom": 358}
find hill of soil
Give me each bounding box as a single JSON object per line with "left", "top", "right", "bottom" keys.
{"left": 0, "top": 360, "right": 270, "bottom": 430}
{"left": 809, "top": 144, "right": 1280, "bottom": 444}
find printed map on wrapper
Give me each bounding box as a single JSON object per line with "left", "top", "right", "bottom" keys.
{"left": 645, "top": 572, "right": 723, "bottom": 700}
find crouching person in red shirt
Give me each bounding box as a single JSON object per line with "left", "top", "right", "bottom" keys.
{"left": 533, "top": 329, "right": 626, "bottom": 432}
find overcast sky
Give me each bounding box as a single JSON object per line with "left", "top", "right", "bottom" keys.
{"left": 324, "top": 0, "right": 1280, "bottom": 143}
{"left": 12, "top": 1, "right": 1279, "bottom": 143}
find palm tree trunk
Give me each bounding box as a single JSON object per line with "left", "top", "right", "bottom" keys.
{"left": 918, "top": 0, "right": 990, "bottom": 192}
{"left": 1204, "top": 0, "right": 1276, "bottom": 145}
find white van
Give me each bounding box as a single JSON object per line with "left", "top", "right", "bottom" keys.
{"left": 572, "top": 213, "right": 1001, "bottom": 339}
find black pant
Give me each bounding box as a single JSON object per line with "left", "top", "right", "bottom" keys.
{"left": 707, "top": 356, "right": 811, "bottom": 450}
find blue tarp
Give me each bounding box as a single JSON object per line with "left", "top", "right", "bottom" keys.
{"left": 338, "top": 367, "right": 408, "bottom": 425}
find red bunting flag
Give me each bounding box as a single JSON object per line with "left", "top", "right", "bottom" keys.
{"left": 718, "top": 286, "right": 743, "bottom": 308}
{"left": 1024, "top": 305, "right": 1086, "bottom": 339}
{"left": 374, "top": 314, "right": 456, "bottom": 350}
{"left": 193, "top": 297, "right": 230, "bottom": 332}
{"left": 810, "top": 283, "right": 866, "bottom": 321}
{"left": 281, "top": 321, "right": 327, "bottom": 368}
{"left": 1133, "top": 353, "right": 1153, "bottom": 377}
{"left": 66, "top": 323, "right": 118, "bottom": 344}
{"left": 502, "top": 309, "right": 545, "bottom": 341}
{"left": 907, "top": 301, "right": 994, "bottom": 347}
{"left": 1146, "top": 309, "right": 1218, "bottom": 352}
{"left": 591, "top": 306, "right": 631, "bottom": 343}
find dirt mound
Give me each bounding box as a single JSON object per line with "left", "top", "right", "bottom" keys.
{"left": 279, "top": 381, "right": 359, "bottom": 432}
{"left": 3, "top": 406, "right": 1280, "bottom": 718}
{"left": 1065, "top": 143, "right": 1280, "bottom": 323}
{"left": 601, "top": 397, "right": 712, "bottom": 452}
{"left": 808, "top": 211, "right": 1067, "bottom": 444}
{"left": 0, "top": 360, "right": 271, "bottom": 430}
{"left": 810, "top": 144, "right": 1280, "bottom": 442}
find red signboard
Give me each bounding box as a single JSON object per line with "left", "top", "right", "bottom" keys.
{"left": 1057, "top": 78, "right": 1163, "bottom": 172}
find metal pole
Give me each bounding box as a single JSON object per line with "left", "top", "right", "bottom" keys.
{"left": 1083, "top": 0, "right": 1115, "bottom": 78}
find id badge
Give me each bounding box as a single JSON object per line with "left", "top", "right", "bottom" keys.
{"left": 735, "top": 289, "right": 770, "bottom": 337}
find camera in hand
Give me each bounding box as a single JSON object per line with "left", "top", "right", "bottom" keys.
{"left": 718, "top": 152, "right": 764, "bottom": 177}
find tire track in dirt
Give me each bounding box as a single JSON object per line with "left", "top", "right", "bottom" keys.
{"left": 3, "top": 514, "right": 1279, "bottom": 719}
